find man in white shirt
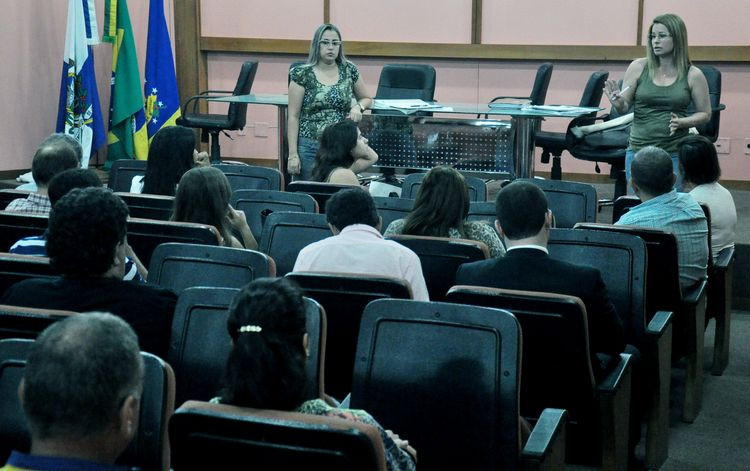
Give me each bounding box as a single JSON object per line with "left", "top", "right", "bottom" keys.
{"left": 293, "top": 188, "right": 429, "bottom": 301}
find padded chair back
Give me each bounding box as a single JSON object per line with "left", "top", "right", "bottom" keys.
{"left": 445, "top": 287, "right": 596, "bottom": 420}
{"left": 285, "top": 272, "right": 412, "bottom": 400}
{"left": 0, "top": 305, "right": 77, "bottom": 341}
{"left": 372, "top": 196, "right": 413, "bottom": 234}
{"left": 400, "top": 172, "right": 488, "bottom": 201}
{"left": 170, "top": 400, "right": 386, "bottom": 471}
{"left": 693, "top": 65, "right": 723, "bottom": 142}
{"left": 386, "top": 234, "right": 489, "bottom": 301}
{"left": 516, "top": 178, "right": 597, "bottom": 228}
{"left": 0, "top": 253, "right": 58, "bottom": 299}
{"left": 350, "top": 299, "right": 521, "bottom": 470}
{"left": 577, "top": 70, "right": 609, "bottom": 125}
{"left": 548, "top": 227, "right": 647, "bottom": 343}
{"left": 372, "top": 64, "right": 437, "bottom": 117}
{"left": 0, "top": 339, "right": 175, "bottom": 471}
{"left": 213, "top": 163, "right": 283, "bottom": 192}
{"left": 147, "top": 243, "right": 275, "bottom": 293}
{"left": 466, "top": 201, "right": 497, "bottom": 225}
{"left": 108, "top": 159, "right": 148, "bottom": 192}
{"left": 0, "top": 190, "right": 32, "bottom": 210}
{"left": 231, "top": 189, "right": 318, "bottom": 241}
{"left": 529, "top": 62, "right": 554, "bottom": 105}
{"left": 0, "top": 212, "right": 48, "bottom": 252}
{"left": 115, "top": 192, "right": 174, "bottom": 221}
{"left": 168, "top": 287, "right": 325, "bottom": 406}
{"left": 226, "top": 61, "right": 258, "bottom": 130}
{"left": 258, "top": 211, "right": 331, "bottom": 276}
{"left": 286, "top": 181, "right": 353, "bottom": 213}
{"left": 126, "top": 218, "right": 221, "bottom": 268}
{"left": 611, "top": 195, "right": 640, "bottom": 223}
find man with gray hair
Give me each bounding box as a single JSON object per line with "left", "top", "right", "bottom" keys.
{"left": 1, "top": 313, "right": 143, "bottom": 470}
{"left": 616, "top": 145, "right": 708, "bottom": 290}
{"left": 6, "top": 133, "right": 82, "bottom": 214}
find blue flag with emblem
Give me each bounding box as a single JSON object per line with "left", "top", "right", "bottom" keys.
{"left": 144, "top": 0, "right": 181, "bottom": 140}
{"left": 56, "top": 0, "right": 106, "bottom": 169}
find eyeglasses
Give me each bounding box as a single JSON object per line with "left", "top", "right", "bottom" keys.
{"left": 648, "top": 33, "right": 672, "bottom": 40}
{"left": 319, "top": 40, "right": 342, "bottom": 47}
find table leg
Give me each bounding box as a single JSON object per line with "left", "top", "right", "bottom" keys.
{"left": 513, "top": 116, "right": 539, "bottom": 179}
{"left": 277, "top": 106, "right": 290, "bottom": 190}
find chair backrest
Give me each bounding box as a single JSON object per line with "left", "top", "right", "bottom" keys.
{"left": 0, "top": 304, "right": 77, "bottom": 341}
{"left": 576, "top": 70, "right": 609, "bottom": 126}
{"left": 126, "top": 218, "right": 221, "bottom": 268}
{"left": 169, "top": 400, "right": 386, "bottom": 471}
{"left": 286, "top": 181, "right": 353, "bottom": 213}
{"left": 167, "top": 287, "right": 325, "bottom": 406}
{"left": 516, "top": 178, "right": 597, "bottom": 228}
{"left": 0, "top": 253, "right": 58, "bottom": 299}
{"left": 115, "top": 192, "right": 174, "bottom": 221}
{"left": 258, "top": 211, "right": 331, "bottom": 276}
{"left": 226, "top": 61, "right": 258, "bottom": 130}
{"left": 0, "top": 190, "right": 32, "bottom": 210}
{"left": 350, "top": 299, "right": 521, "bottom": 470}
{"left": 548, "top": 227, "right": 648, "bottom": 343}
{"left": 466, "top": 200, "right": 497, "bottom": 225}
{"left": 400, "top": 172, "right": 488, "bottom": 201}
{"left": 611, "top": 195, "right": 641, "bottom": 223}
{"left": 147, "top": 243, "right": 275, "bottom": 293}
{"left": 386, "top": 235, "right": 489, "bottom": 301}
{"left": 372, "top": 64, "right": 437, "bottom": 116}
{"left": 0, "top": 339, "right": 175, "bottom": 471}
{"left": 445, "top": 287, "right": 597, "bottom": 421}
{"left": 230, "top": 189, "right": 318, "bottom": 241}
{"left": 372, "top": 196, "right": 414, "bottom": 234}
{"left": 285, "top": 272, "right": 412, "bottom": 400}
{"left": 108, "top": 159, "right": 148, "bottom": 193}
{"left": 693, "top": 65, "right": 723, "bottom": 142}
{"left": 0, "top": 212, "right": 48, "bottom": 252}
{"left": 212, "top": 163, "right": 283, "bottom": 192}
{"left": 530, "top": 62, "right": 554, "bottom": 105}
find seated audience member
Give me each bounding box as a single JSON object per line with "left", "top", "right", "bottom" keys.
{"left": 133, "top": 125, "right": 209, "bottom": 195}
{"left": 6, "top": 133, "right": 81, "bottom": 214}
{"left": 455, "top": 181, "right": 625, "bottom": 376}
{"left": 617, "top": 145, "right": 709, "bottom": 289}
{"left": 9, "top": 168, "right": 148, "bottom": 282}
{"left": 1, "top": 187, "right": 176, "bottom": 356}
{"left": 1, "top": 313, "right": 143, "bottom": 471}
{"left": 212, "top": 278, "right": 417, "bottom": 470}
{"left": 311, "top": 120, "right": 378, "bottom": 185}
{"left": 293, "top": 188, "right": 429, "bottom": 301}
{"left": 678, "top": 135, "right": 736, "bottom": 261}
{"left": 172, "top": 166, "right": 257, "bottom": 249}
{"left": 384, "top": 166, "right": 505, "bottom": 258}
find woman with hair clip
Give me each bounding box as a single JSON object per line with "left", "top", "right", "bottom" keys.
{"left": 384, "top": 166, "right": 505, "bottom": 258}
{"left": 171, "top": 166, "right": 257, "bottom": 250}
{"left": 133, "top": 125, "right": 210, "bottom": 195}
{"left": 311, "top": 120, "right": 378, "bottom": 185}
{"left": 603, "top": 13, "right": 711, "bottom": 191}
{"left": 678, "top": 135, "right": 736, "bottom": 260}
{"left": 212, "top": 278, "right": 417, "bottom": 471}
{"left": 287, "top": 23, "right": 372, "bottom": 181}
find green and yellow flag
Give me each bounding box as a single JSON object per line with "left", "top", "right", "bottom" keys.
{"left": 103, "top": 0, "right": 148, "bottom": 167}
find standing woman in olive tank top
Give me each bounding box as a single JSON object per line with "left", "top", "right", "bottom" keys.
{"left": 603, "top": 13, "right": 711, "bottom": 192}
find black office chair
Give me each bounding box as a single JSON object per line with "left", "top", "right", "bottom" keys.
{"left": 176, "top": 61, "right": 258, "bottom": 163}
{"left": 535, "top": 70, "right": 609, "bottom": 181}
{"left": 488, "top": 62, "right": 553, "bottom": 107}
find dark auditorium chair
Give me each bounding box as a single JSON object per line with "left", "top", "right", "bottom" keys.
{"left": 107, "top": 159, "right": 147, "bottom": 192}
{"left": 170, "top": 400, "right": 387, "bottom": 471}
{"left": 176, "top": 61, "right": 258, "bottom": 163}
{"left": 487, "top": 62, "right": 554, "bottom": 107}
{"left": 444, "top": 287, "right": 633, "bottom": 468}
{"left": 466, "top": 201, "right": 498, "bottom": 225}
{"left": 126, "top": 218, "right": 221, "bottom": 269}
{"left": 386, "top": 234, "right": 489, "bottom": 301}
{"left": 0, "top": 253, "right": 58, "bottom": 298}
{"left": 212, "top": 163, "right": 284, "bottom": 192}
{"left": 285, "top": 272, "right": 412, "bottom": 400}
{"left": 286, "top": 181, "right": 353, "bottom": 213}
{"left": 611, "top": 195, "right": 640, "bottom": 223}
{"left": 230, "top": 189, "right": 318, "bottom": 242}
{"left": 0, "top": 212, "right": 48, "bottom": 253}
{"left": 0, "top": 339, "right": 175, "bottom": 471}
{"left": 372, "top": 196, "right": 413, "bottom": 234}
{"left": 147, "top": 243, "right": 276, "bottom": 293}
{"left": 535, "top": 70, "right": 609, "bottom": 181}
{"left": 167, "top": 287, "right": 325, "bottom": 407}
{"left": 516, "top": 178, "right": 597, "bottom": 228}
{"left": 350, "top": 299, "right": 568, "bottom": 470}
{"left": 0, "top": 305, "right": 77, "bottom": 341}
{"left": 258, "top": 211, "right": 331, "bottom": 276}
{"left": 115, "top": 192, "right": 174, "bottom": 221}
{"left": 0, "top": 190, "right": 32, "bottom": 210}
{"left": 400, "top": 172, "right": 488, "bottom": 201}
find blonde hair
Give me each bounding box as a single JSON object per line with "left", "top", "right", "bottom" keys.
{"left": 304, "top": 23, "right": 349, "bottom": 66}
{"left": 646, "top": 13, "right": 691, "bottom": 81}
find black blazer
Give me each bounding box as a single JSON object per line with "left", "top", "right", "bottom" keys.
{"left": 456, "top": 247, "right": 625, "bottom": 358}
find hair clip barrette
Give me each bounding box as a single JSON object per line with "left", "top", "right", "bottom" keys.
{"left": 238, "top": 325, "right": 262, "bottom": 333}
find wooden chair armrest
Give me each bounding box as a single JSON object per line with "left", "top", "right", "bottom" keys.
{"left": 682, "top": 278, "right": 707, "bottom": 306}
{"left": 597, "top": 353, "right": 632, "bottom": 470}
{"left": 522, "top": 408, "right": 567, "bottom": 471}
{"left": 645, "top": 310, "right": 673, "bottom": 338}
{"left": 597, "top": 353, "right": 632, "bottom": 394}
{"left": 714, "top": 246, "right": 735, "bottom": 271}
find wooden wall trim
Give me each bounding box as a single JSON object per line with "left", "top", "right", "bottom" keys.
{"left": 200, "top": 37, "right": 750, "bottom": 62}
{"left": 174, "top": 0, "right": 204, "bottom": 107}
{"left": 323, "top": 0, "right": 330, "bottom": 23}
{"left": 471, "top": 0, "right": 482, "bottom": 45}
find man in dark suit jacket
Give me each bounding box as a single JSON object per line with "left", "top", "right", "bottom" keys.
{"left": 456, "top": 180, "right": 625, "bottom": 369}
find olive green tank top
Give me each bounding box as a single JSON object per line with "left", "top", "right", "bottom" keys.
{"left": 629, "top": 66, "right": 691, "bottom": 153}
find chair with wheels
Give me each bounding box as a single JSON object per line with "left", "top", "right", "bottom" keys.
{"left": 176, "top": 61, "right": 258, "bottom": 163}
{"left": 487, "top": 62, "right": 553, "bottom": 108}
